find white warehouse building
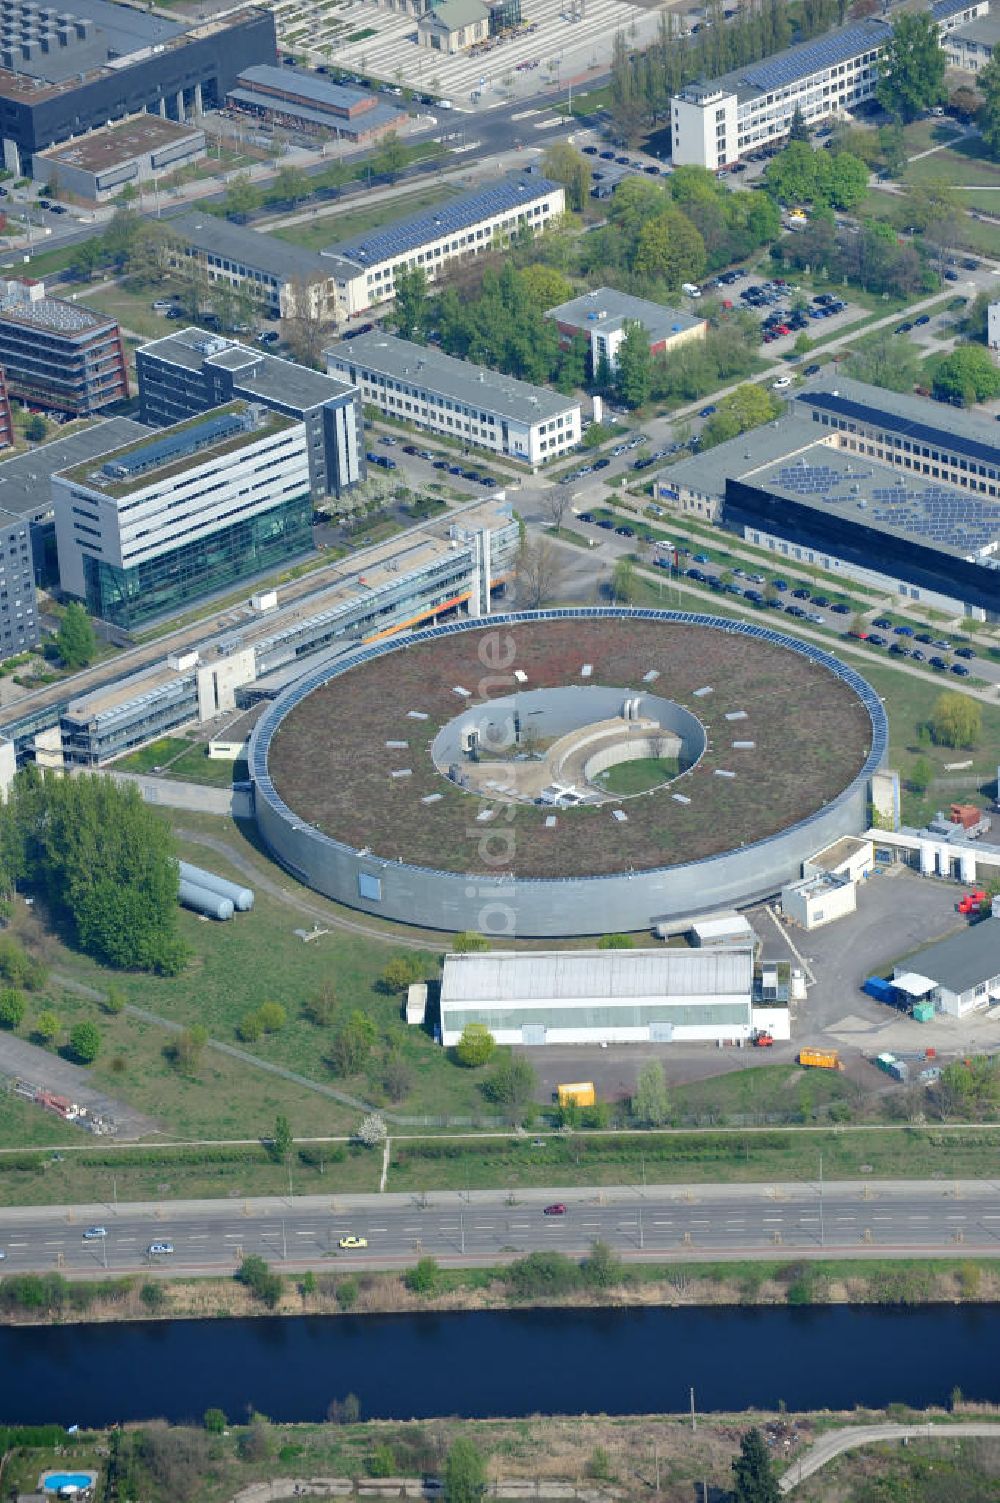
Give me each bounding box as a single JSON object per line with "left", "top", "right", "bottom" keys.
{"left": 439, "top": 947, "right": 759, "bottom": 1046}
{"left": 669, "top": 0, "right": 987, "bottom": 170}
{"left": 327, "top": 331, "right": 581, "bottom": 467}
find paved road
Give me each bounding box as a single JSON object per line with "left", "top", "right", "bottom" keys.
{"left": 780, "top": 1421, "right": 1000, "bottom": 1492}
{"left": 3, "top": 1180, "right": 1000, "bottom": 1277}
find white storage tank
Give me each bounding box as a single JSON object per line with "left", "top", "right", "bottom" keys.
{"left": 179, "top": 860, "right": 254, "bottom": 912}
{"left": 960, "top": 850, "right": 977, "bottom": 884}
{"left": 179, "top": 879, "right": 234, "bottom": 921}
{"left": 919, "top": 842, "right": 936, "bottom": 876}
{"left": 936, "top": 846, "right": 951, "bottom": 877}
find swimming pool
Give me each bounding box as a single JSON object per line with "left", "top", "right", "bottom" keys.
{"left": 41, "top": 1474, "right": 94, "bottom": 1493}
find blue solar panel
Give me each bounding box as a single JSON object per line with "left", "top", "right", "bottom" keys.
{"left": 329, "top": 174, "right": 560, "bottom": 267}
{"left": 799, "top": 389, "right": 1000, "bottom": 474}
{"left": 740, "top": 20, "right": 889, "bottom": 92}
{"left": 102, "top": 411, "right": 246, "bottom": 481}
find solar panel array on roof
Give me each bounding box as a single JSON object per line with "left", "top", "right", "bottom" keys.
{"left": 868, "top": 482, "right": 1000, "bottom": 552}
{"left": 739, "top": 20, "right": 887, "bottom": 91}
{"left": 327, "top": 174, "right": 559, "bottom": 268}
{"left": 102, "top": 410, "right": 245, "bottom": 481}
{"left": 775, "top": 460, "right": 867, "bottom": 496}
{"left": 799, "top": 389, "right": 1000, "bottom": 472}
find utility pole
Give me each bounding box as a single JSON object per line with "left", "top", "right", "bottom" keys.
{"left": 281, "top": 1218, "right": 287, "bottom": 1261}
{"left": 460, "top": 1211, "right": 465, "bottom": 1255}
{"left": 653, "top": 1447, "right": 660, "bottom": 1495}
{"left": 690, "top": 1386, "right": 696, "bottom": 1433}
{"left": 638, "top": 1204, "right": 644, "bottom": 1250}
{"left": 819, "top": 1151, "right": 825, "bottom": 1248}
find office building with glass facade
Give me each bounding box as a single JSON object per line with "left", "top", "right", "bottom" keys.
{"left": 53, "top": 400, "right": 312, "bottom": 629}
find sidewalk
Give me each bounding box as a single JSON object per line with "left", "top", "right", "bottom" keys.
{"left": 780, "top": 1421, "right": 1000, "bottom": 1492}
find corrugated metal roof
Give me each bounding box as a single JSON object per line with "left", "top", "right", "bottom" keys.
{"left": 441, "top": 947, "right": 753, "bottom": 1004}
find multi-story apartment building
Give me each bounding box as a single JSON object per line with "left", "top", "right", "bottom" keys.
{"left": 319, "top": 173, "right": 565, "bottom": 318}
{"left": 136, "top": 326, "right": 364, "bottom": 499}
{"left": 53, "top": 400, "right": 313, "bottom": 629}
{"left": 0, "top": 279, "right": 126, "bottom": 414}
{"left": 326, "top": 331, "right": 581, "bottom": 467}
{"left": 670, "top": 0, "right": 988, "bottom": 170}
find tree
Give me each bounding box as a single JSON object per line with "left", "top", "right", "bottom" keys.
{"left": 281, "top": 277, "right": 331, "bottom": 367}
{"left": 238, "top": 1418, "right": 275, "bottom": 1461}
{"left": 611, "top": 557, "right": 638, "bottom": 604}
{"left": 877, "top": 12, "right": 946, "bottom": 123}
{"left": 518, "top": 264, "right": 573, "bottom": 310}
{"left": 949, "top": 84, "right": 981, "bottom": 123}
{"left": 931, "top": 691, "right": 982, "bottom": 749}
{"left": 271, "top": 164, "right": 309, "bottom": 207}
{"left": 393, "top": 265, "right": 429, "bottom": 341}
{"left": 483, "top": 1053, "right": 537, "bottom": 1120}
{"left": 979, "top": 54, "right": 1000, "bottom": 159}
{"left": 456, "top": 1022, "right": 496, "bottom": 1067}
{"left": 732, "top": 1427, "right": 780, "bottom": 1503}
{"left": 236, "top": 1254, "right": 283, "bottom": 1308}
{"left": 271, "top": 1113, "right": 293, "bottom": 1161}
{"left": 788, "top": 103, "right": 810, "bottom": 143}
{"left": 452, "top": 930, "right": 490, "bottom": 953}
{"left": 203, "top": 1408, "right": 227, "bottom": 1433}
{"left": 256, "top": 1000, "right": 287, "bottom": 1034}
{"left": 404, "top": 1256, "right": 440, "bottom": 1294}
{"left": 70, "top": 1020, "right": 101, "bottom": 1063}
{"left": 372, "top": 131, "right": 407, "bottom": 181}
{"left": 103, "top": 984, "right": 126, "bottom": 1015}
{"left": 331, "top": 1009, "right": 377, "bottom": 1075}
{"left": 445, "top": 1438, "right": 487, "bottom": 1503}
{"left": 304, "top": 981, "right": 336, "bottom": 1026}
{"left": 238, "top": 1010, "right": 263, "bottom": 1043}
{"left": 222, "top": 174, "right": 260, "bottom": 222}
{"left": 56, "top": 602, "right": 97, "bottom": 670}
{"left": 357, "top": 1111, "right": 387, "bottom": 1147}
{"left": 33, "top": 1009, "right": 59, "bottom": 1044}
{"left": 0, "top": 988, "right": 24, "bottom": 1028}
{"left": 933, "top": 346, "right": 1000, "bottom": 406}
{"left": 542, "top": 142, "right": 591, "bottom": 213}
{"left": 69, "top": 237, "right": 103, "bottom": 283}
{"left": 382, "top": 954, "right": 422, "bottom": 993}
{"left": 173, "top": 1023, "right": 208, "bottom": 1074}
{"left": 703, "top": 383, "right": 780, "bottom": 446}
{"left": 24, "top": 412, "right": 47, "bottom": 443}
{"left": 583, "top": 1238, "right": 625, "bottom": 1289}
{"left": 615, "top": 321, "right": 652, "bottom": 409}
{"left": 633, "top": 206, "right": 706, "bottom": 289}
{"left": 910, "top": 756, "right": 933, "bottom": 795}
{"left": 516, "top": 537, "right": 565, "bottom": 609}
{"left": 845, "top": 332, "right": 921, "bottom": 393}
{"left": 633, "top": 1059, "right": 670, "bottom": 1126}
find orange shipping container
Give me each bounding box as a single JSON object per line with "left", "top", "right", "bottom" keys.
{"left": 798, "top": 1047, "right": 841, "bottom": 1071}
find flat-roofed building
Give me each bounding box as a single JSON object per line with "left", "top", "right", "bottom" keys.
{"left": 53, "top": 401, "right": 313, "bottom": 629}
{"left": 165, "top": 212, "right": 338, "bottom": 322}
{"left": 0, "top": 2, "right": 276, "bottom": 177}
{"left": 228, "top": 64, "right": 406, "bottom": 143}
{"left": 943, "top": 11, "right": 1000, "bottom": 69}
{"left": 893, "top": 915, "right": 1000, "bottom": 1018}
{"left": 33, "top": 114, "right": 206, "bottom": 202}
{"left": 326, "top": 330, "right": 581, "bottom": 466}
{"left": 0, "top": 278, "right": 126, "bottom": 414}
{"left": 319, "top": 172, "right": 564, "bottom": 318}
{"left": 657, "top": 379, "right": 1000, "bottom": 618}
{"left": 546, "top": 287, "right": 706, "bottom": 371}
{"left": 136, "top": 325, "right": 363, "bottom": 498}
{"left": 439, "top": 946, "right": 756, "bottom": 1045}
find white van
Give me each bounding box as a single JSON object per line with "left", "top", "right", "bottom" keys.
{"left": 681, "top": 282, "right": 702, "bottom": 298}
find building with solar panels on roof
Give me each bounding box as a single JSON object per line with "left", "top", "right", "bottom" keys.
{"left": 670, "top": 15, "right": 904, "bottom": 169}
{"left": 319, "top": 172, "right": 564, "bottom": 319}
{"left": 53, "top": 399, "right": 313, "bottom": 629}
{"left": 656, "top": 378, "right": 1000, "bottom": 619}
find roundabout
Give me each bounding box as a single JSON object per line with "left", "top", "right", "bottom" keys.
{"left": 249, "top": 608, "right": 888, "bottom": 937}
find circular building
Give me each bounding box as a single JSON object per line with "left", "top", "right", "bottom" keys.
{"left": 249, "top": 609, "right": 887, "bottom": 937}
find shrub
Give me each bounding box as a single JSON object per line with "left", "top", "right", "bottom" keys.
{"left": 504, "top": 1250, "right": 581, "bottom": 1300}
{"left": 140, "top": 1281, "right": 166, "bottom": 1310}
{"left": 404, "top": 1256, "right": 440, "bottom": 1296}
{"left": 203, "top": 1408, "right": 227, "bottom": 1433}
{"left": 256, "top": 1000, "right": 287, "bottom": 1034}
{"left": 0, "top": 987, "right": 25, "bottom": 1028}
{"left": 367, "top": 1443, "right": 397, "bottom": 1477}
{"left": 356, "top": 1112, "right": 387, "bottom": 1147}
{"left": 382, "top": 954, "right": 422, "bottom": 992}
{"left": 455, "top": 1022, "right": 495, "bottom": 1068}
{"left": 69, "top": 1020, "right": 101, "bottom": 1063}
{"left": 335, "top": 1278, "right": 359, "bottom": 1311}
{"left": 33, "top": 1010, "right": 59, "bottom": 1044}
{"left": 235, "top": 1254, "right": 283, "bottom": 1308}
{"left": 238, "top": 1010, "right": 263, "bottom": 1043}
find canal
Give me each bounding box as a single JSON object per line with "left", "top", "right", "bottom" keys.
{"left": 3, "top": 1305, "right": 1000, "bottom": 1425}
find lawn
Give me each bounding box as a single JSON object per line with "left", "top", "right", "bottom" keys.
{"left": 76, "top": 284, "right": 179, "bottom": 341}
{"left": 595, "top": 755, "right": 679, "bottom": 795}
{"left": 274, "top": 184, "right": 458, "bottom": 252}
{"left": 906, "top": 136, "right": 1000, "bottom": 190}
{"left": 113, "top": 737, "right": 190, "bottom": 774}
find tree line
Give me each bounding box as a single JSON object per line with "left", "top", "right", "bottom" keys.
{"left": 0, "top": 768, "right": 187, "bottom": 974}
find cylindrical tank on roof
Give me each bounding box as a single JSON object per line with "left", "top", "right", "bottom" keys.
{"left": 918, "top": 842, "right": 935, "bottom": 876}
{"left": 179, "top": 860, "right": 254, "bottom": 912}
{"left": 179, "top": 879, "right": 234, "bottom": 921}
{"left": 959, "top": 850, "right": 977, "bottom": 884}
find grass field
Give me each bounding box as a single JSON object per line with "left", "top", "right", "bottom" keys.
{"left": 274, "top": 184, "right": 457, "bottom": 252}
{"left": 595, "top": 755, "right": 680, "bottom": 795}
{"left": 77, "top": 284, "right": 178, "bottom": 341}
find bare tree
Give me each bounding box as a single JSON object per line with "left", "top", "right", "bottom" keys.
{"left": 281, "top": 275, "right": 333, "bottom": 368}
{"left": 542, "top": 489, "right": 570, "bottom": 536}
{"left": 515, "top": 537, "right": 566, "bottom": 608}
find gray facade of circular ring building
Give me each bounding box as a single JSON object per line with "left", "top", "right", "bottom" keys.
{"left": 249, "top": 609, "right": 888, "bottom": 938}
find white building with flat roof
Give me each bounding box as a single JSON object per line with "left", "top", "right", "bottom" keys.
{"left": 439, "top": 946, "right": 755, "bottom": 1046}
{"left": 326, "top": 331, "right": 581, "bottom": 467}
{"left": 670, "top": 0, "right": 990, "bottom": 171}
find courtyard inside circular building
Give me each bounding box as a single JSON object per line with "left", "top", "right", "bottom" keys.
{"left": 251, "top": 610, "right": 887, "bottom": 937}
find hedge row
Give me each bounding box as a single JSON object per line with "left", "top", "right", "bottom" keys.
{"left": 394, "top": 1133, "right": 798, "bottom": 1165}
